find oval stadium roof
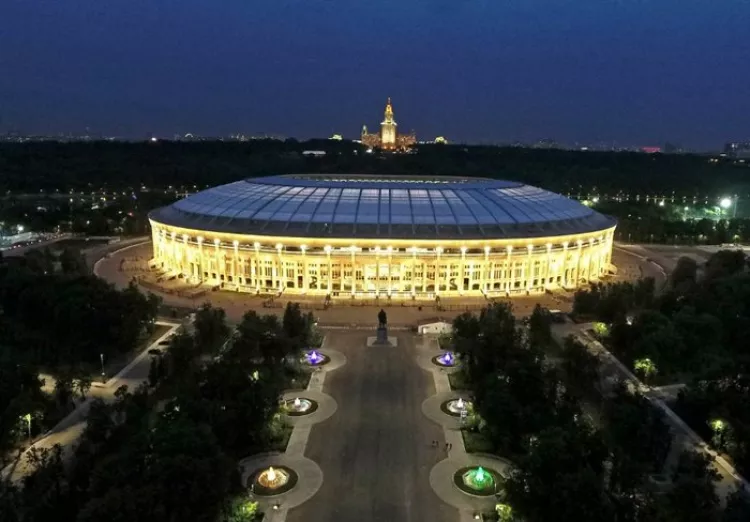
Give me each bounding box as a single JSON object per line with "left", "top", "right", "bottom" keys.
{"left": 149, "top": 175, "right": 616, "bottom": 240}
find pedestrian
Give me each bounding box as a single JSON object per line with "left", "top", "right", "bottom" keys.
{"left": 444, "top": 442, "right": 449, "bottom": 452}
{"left": 449, "top": 443, "right": 453, "bottom": 451}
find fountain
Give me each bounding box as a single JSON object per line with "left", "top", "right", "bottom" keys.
{"left": 453, "top": 465, "right": 499, "bottom": 496}
{"left": 433, "top": 351, "right": 456, "bottom": 367}
{"left": 304, "top": 350, "right": 329, "bottom": 366}
{"left": 257, "top": 466, "right": 289, "bottom": 490}
{"left": 443, "top": 397, "right": 473, "bottom": 416}
{"left": 251, "top": 465, "right": 299, "bottom": 496}
{"left": 283, "top": 396, "right": 317, "bottom": 416}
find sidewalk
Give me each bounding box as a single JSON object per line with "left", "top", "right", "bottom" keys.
{"left": 551, "top": 322, "right": 747, "bottom": 505}
{"left": 239, "top": 340, "right": 343, "bottom": 522}
{"left": 1, "top": 321, "right": 180, "bottom": 482}
{"left": 417, "top": 336, "right": 511, "bottom": 518}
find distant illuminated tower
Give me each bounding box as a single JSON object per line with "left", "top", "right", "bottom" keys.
{"left": 359, "top": 97, "right": 416, "bottom": 150}
{"left": 380, "top": 98, "right": 397, "bottom": 149}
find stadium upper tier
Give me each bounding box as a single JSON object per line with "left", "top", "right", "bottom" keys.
{"left": 150, "top": 175, "right": 615, "bottom": 240}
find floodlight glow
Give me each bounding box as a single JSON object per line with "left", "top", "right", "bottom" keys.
{"left": 720, "top": 197, "right": 732, "bottom": 209}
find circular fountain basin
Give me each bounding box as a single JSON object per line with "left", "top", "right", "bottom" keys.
{"left": 302, "top": 351, "right": 331, "bottom": 367}
{"left": 441, "top": 398, "right": 473, "bottom": 417}
{"left": 283, "top": 397, "right": 319, "bottom": 416}
{"left": 250, "top": 465, "right": 299, "bottom": 496}
{"left": 453, "top": 466, "right": 500, "bottom": 497}
{"left": 431, "top": 352, "right": 457, "bottom": 368}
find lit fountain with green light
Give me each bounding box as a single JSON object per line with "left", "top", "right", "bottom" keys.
{"left": 453, "top": 465, "right": 499, "bottom": 496}
{"left": 463, "top": 466, "right": 494, "bottom": 491}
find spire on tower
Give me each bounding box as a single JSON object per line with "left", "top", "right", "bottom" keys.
{"left": 384, "top": 97, "right": 394, "bottom": 123}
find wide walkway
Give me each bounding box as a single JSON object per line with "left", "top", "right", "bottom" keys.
{"left": 286, "top": 331, "right": 455, "bottom": 522}
{"left": 1, "top": 321, "right": 180, "bottom": 482}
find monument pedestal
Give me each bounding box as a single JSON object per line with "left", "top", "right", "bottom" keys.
{"left": 367, "top": 326, "right": 398, "bottom": 347}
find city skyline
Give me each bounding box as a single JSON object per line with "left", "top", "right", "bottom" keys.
{"left": 2, "top": 1, "right": 749, "bottom": 149}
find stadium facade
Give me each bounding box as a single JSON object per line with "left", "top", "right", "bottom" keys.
{"left": 148, "top": 175, "right": 616, "bottom": 299}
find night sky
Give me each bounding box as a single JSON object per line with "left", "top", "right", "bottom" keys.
{"left": 2, "top": 0, "right": 748, "bottom": 149}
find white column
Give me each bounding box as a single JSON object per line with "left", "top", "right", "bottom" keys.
{"left": 301, "top": 245, "right": 308, "bottom": 294}
{"left": 488, "top": 246, "right": 492, "bottom": 294}
{"left": 387, "top": 246, "right": 393, "bottom": 296}
{"left": 232, "top": 240, "right": 239, "bottom": 287}
{"left": 325, "top": 246, "right": 332, "bottom": 294}
{"left": 435, "top": 247, "right": 443, "bottom": 296}
{"left": 351, "top": 246, "right": 357, "bottom": 296}
{"left": 254, "top": 242, "right": 261, "bottom": 291}
{"left": 276, "top": 243, "right": 284, "bottom": 292}
{"left": 459, "top": 246, "right": 467, "bottom": 295}
{"left": 410, "top": 247, "right": 417, "bottom": 296}
{"left": 526, "top": 244, "right": 534, "bottom": 292}
{"left": 197, "top": 236, "right": 204, "bottom": 282}
{"left": 506, "top": 246, "right": 513, "bottom": 293}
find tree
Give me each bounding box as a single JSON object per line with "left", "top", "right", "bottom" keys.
{"left": 602, "top": 384, "right": 671, "bottom": 493}
{"left": 560, "top": 336, "right": 601, "bottom": 397}
{"left": 670, "top": 256, "right": 698, "bottom": 292}
{"left": 193, "top": 303, "right": 230, "bottom": 355}
{"left": 660, "top": 451, "right": 720, "bottom": 522}
{"left": 53, "top": 372, "right": 74, "bottom": 408}
{"left": 528, "top": 304, "right": 552, "bottom": 349}
{"left": 148, "top": 357, "right": 160, "bottom": 387}
{"left": 74, "top": 372, "right": 92, "bottom": 400}
{"left": 166, "top": 331, "right": 197, "bottom": 380}
{"left": 704, "top": 250, "right": 746, "bottom": 282}
{"left": 722, "top": 489, "right": 750, "bottom": 522}
{"left": 58, "top": 247, "right": 88, "bottom": 275}
{"left": 504, "top": 422, "right": 612, "bottom": 522}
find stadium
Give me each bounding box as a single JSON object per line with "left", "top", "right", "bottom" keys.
{"left": 147, "top": 175, "right": 617, "bottom": 299}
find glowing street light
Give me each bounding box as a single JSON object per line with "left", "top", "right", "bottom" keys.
{"left": 720, "top": 197, "right": 732, "bottom": 209}
{"left": 21, "top": 413, "right": 31, "bottom": 442}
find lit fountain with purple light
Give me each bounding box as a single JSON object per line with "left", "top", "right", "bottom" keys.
{"left": 437, "top": 351, "right": 456, "bottom": 366}
{"left": 304, "top": 349, "right": 328, "bottom": 366}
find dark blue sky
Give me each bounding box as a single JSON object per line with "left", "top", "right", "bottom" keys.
{"left": 2, "top": 0, "right": 748, "bottom": 149}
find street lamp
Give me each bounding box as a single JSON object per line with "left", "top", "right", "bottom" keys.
{"left": 719, "top": 197, "right": 737, "bottom": 218}
{"left": 100, "top": 353, "right": 106, "bottom": 382}
{"left": 21, "top": 413, "right": 31, "bottom": 442}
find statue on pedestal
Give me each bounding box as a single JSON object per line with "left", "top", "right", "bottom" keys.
{"left": 378, "top": 309, "right": 388, "bottom": 328}
{"left": 376, "top": 309, "right": 389, "bottom": 345}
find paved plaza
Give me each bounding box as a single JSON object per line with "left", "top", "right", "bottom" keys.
{"left": 285, "top": 331, "right": 455, "bottom": 522}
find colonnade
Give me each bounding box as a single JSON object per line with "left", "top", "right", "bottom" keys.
{"left": 149, "top": 224, "right": 616, "bottom": 299}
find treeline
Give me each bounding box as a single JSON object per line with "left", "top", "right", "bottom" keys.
{"left": 574, "top": 249, "right": 750, "bottom": 478}
{"left": 1, "top": 302, "right": 318, "bottom": 522}
{"left": 1, "top": 141, "right": 749, "bottom": 196}
{"left": 452, "top": 303, "right": 750, "bottom": 521}
{"left": 0, "top": 253, "right": 160, "bottom": 369}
